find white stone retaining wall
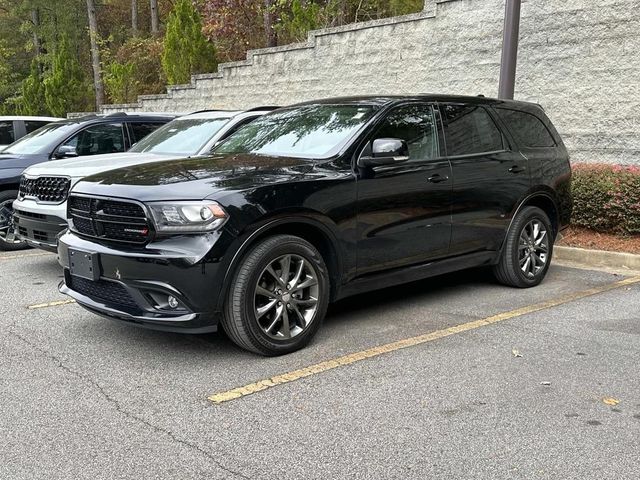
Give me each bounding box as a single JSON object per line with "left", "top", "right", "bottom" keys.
{"left": 101, "top": 0, "right": 640, "bottom": 165}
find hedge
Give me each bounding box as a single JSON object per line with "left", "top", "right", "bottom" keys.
{"left": 571, "top": 163, "right": 640, "bottom": 235}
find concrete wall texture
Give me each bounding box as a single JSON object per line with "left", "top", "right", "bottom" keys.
{"left": 102, "top": 0, "right": 640, "bottom": 165}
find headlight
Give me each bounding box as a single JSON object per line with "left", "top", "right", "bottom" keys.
{"left": 147, "top": 201, "right": 228, "bottom": 234}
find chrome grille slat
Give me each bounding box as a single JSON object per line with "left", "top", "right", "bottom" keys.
{"left": 19, "top": 176, "right": 71, "bottom": 203}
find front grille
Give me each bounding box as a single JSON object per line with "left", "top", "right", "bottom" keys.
{"left": 70, "top": 275, "right": 138, "bottom": 309}
{"left": 19, "top": 176, "right": 71, "bottom": 203}
{"left": 68, "top": 195, "right": 151, "bottom": 244}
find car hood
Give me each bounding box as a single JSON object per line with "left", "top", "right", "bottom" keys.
{"left": 0, "top": 153, "right": 40, "bottom": 170}
{"left": 72, "top": 153, "right": 318, "bottom": 202}
{"left": 23, "top": 152, "right": 180, "bottom": 178}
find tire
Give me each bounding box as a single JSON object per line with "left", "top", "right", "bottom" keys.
{"left": 222, "top": 234, "right": 330, "bottom": 356}
{"left": 0, "top": 190, "right": 29, "bottom": 252}
{"left": 493, "top": 206, "right": 554, "bottom": 288}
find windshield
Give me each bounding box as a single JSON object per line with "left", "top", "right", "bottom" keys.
{"left": 129, "top": 117, "right": 230, "bottom": 155}
{"left": 2, "top": 122, "right": 76, "bottom": 155}
{"left": 214, "top": 104, "right": 377, "bottom": 159}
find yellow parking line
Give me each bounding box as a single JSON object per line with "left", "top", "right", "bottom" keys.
{"left": 208, "top": 275, "right": 640, "bottom": 405}
{"left": 27, "top": 299, "right": 76, "bottom": 310}
{"left": 0, "top": 252, "right": 53, "bottom": 261}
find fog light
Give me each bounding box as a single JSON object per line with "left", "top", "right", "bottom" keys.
{"left": 167, "top": 295, "right": 179, "bottom": 309}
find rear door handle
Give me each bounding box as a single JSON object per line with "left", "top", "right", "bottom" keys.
{"left": 509, "top": 166, "right": 526, "bottom": 174}
{"left": 428, "top": 174, "right": 449, "bottom": 184}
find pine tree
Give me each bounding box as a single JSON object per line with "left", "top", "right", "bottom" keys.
{"left": 17, "top": 58, "right": 50, "bottom": 115}
{"left": 43, "top": 35, "right": 92, "bottom": 116}
{"left": 162, "top": 0, "right": 217, "bottom": 85}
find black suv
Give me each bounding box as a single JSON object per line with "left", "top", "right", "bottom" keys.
{"left": 0, "top": 112, "right": 175, "bottom": 250}
{"left": 58, "top": 96, "right": 571, "bottom": 355}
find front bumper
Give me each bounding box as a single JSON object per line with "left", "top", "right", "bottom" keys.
{"left": 12, "top": 198, "right": 68, "bottom": 252}
{"left": 57, "top": 230, "right": 231, "bottom": 333}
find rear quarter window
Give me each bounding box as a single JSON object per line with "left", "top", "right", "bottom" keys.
{"left": 130, "top": 122, "right": 165, "bottom": 143}
{"left": 495, "top": 108, "right": 556, "bottom": 148}
{"left": 440, "top": 104, "right": 504, "bottom": 156}
{"left": 0, "top": 121, "right": 15, "bottom": 144}
{"left": 24, "top": 121, "right": 51, "bottom": 134}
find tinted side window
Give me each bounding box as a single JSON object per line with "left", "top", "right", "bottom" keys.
{"left": 130, "top": 122, "right": 163, "bottom": 143}
{"left": 215, "top": 115, "right": 260, "bottom": 145}
{"left": 495, "top": 108, "right": 555, "bottom": 148}
{"left": 59, "top": 123, "right": 125, "bottom": 156}
{"left": 441, "top": 104, "right": 503, "bottom": 156}
{"left": 374, "top": 104, "right": 438, "bottom": 161}
{"left": 0, "top": 121, "right": 15, "bottom": 144}
{"left": 24, "top": 121, "right": 50, "bottom": 134}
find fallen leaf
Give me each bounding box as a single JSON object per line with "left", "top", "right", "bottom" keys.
{"left": 512, "top": 349, "right": 522, "bottom": 357}
{"left": 603, "top": 397, "right": 620, "bottom": 406}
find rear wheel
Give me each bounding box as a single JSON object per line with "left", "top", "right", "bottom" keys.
{"left": 222, "top": 234, "right": 330, "bottom": 356}
{"left": 493, "top": 206, "right": 553, "bottom": 288}
{"left": 0, "top": 190, "right": 29, "bottom": 251}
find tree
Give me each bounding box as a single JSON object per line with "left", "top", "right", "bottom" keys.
{"left": 16, "top": 58, "right": 49, "bottom": 115}
{"left": 150, "top": 0, "right": 159, "bottom": 33}
{"left": 104, "top": 61, "right": 136, "bottom": 103}
{"left": 86, "top": 0, "right": 104, "bottom": 109}
{"left": 44, "top": 34, "right": 92, "bottom": 115}
{"left": 162, "top": 0, "right": 217, "bottom": 85}
{"left": 264, "top": 0, "right": 276, "bottom": 47}
{"left": 131, "top": 0, "right": 138, "bottom": 34}
{"left": 31, "top": 8, "right": 42, "bottom": 57}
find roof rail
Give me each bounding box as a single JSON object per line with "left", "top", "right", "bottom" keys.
{"left": 245, "top": 106, "right": 281, "bottom": 112}
{"left": 188, "top": 109, "right": 234, "bottom": 114}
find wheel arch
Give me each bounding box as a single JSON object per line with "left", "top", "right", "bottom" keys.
{"left": 498, "top": 191, "right": 560, "bottom": 257}
{"left": 518, "top": 191, "right": 560, "bottom": 236}
{"left": 216, "top": 215, "right": 345, "bottom": 312}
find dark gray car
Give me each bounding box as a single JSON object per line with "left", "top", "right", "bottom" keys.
{"left": 0, "top": 112, "right": 175, "bottom": 250}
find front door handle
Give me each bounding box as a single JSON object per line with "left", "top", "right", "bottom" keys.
{"left": 428, "top": 174, "right": 449, "bottom": 184}
{"left": 509, "top": 165, "right": 526, "bottom": 174}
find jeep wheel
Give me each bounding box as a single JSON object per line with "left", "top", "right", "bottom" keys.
{"left": 223, "top": 234, "right": 330, "bottom": 356}
{"left": 493, "top": 206, "right": 553, "bottom": 288}
{"left": 0, "top": 190, "right": 28, "bottom": 251}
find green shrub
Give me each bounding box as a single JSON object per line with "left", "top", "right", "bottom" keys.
{"left": 162, "top": 0, "right": 217, "bottom": 85}
{"left": 571, "top": 163, "right": 640, "bottom": 235}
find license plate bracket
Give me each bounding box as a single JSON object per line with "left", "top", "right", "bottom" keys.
{"left": 69, "top": 248, "right": 100, "bottom": 281}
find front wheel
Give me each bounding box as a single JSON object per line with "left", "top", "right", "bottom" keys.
{"left": 222, "top": 234, "right": 330, "bottom": 356}
{"left": 0, "top": 190, "right": 29, "bottom": 252}
{"left": 493, "top": 206, "right": 554, "bottom": 288}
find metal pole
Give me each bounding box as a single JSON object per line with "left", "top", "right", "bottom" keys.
{"left": 498, "top": 0, "right": 521, "bottom": 99}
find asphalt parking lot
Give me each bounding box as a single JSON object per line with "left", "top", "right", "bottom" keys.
{"left": 1, "top": 251, "right": 639, "bottom": 479}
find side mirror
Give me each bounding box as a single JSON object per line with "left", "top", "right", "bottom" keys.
{"left": 358, "top": 138, "right": 409, "bottom": 167}
{"left": 54, "top": 145, "right": 78, "bottom": 159}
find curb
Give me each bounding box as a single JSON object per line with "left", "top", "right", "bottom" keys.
{"left": 555, "top": 245, "right": 640, "bottom": 272}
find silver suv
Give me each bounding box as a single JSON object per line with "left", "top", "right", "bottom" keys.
{"left": 12, "top": 108, "right": 277, "bottom": 251}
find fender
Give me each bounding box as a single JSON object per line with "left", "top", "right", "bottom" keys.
{"left": 497, "top": 190, "right": 559, "bottom": 257}
{"left": 0, "top": 170, "right": 22, "bottom": 187}
{"left": 214, "top": 213, "right": 346, "bottom": 311}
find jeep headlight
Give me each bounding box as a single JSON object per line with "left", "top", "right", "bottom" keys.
{"left": 147, "top": 201, "right": 228, "bottom": 233}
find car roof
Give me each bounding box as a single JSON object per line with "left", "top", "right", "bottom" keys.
{"left": 290, "top": 95, "right": 541, "bottom": 110}
{"left": 0, "top": 116, "right": 63, "bottom": 121}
